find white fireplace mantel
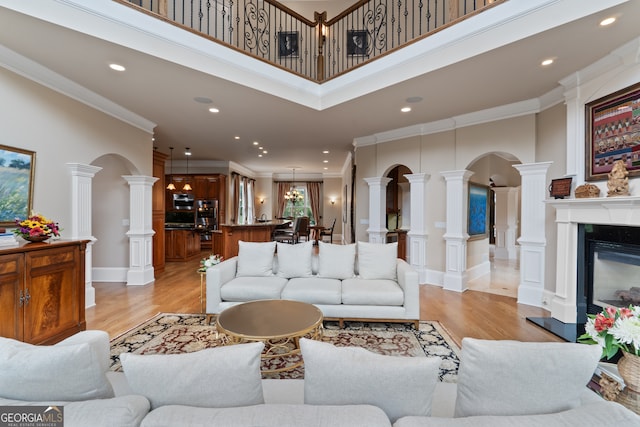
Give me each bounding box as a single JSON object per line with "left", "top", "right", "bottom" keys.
{"left": 546, "top": 196, "right": 640, "bottom": 323}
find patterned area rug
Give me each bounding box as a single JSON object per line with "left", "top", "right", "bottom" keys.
{"left": 110, "top": 313, "right": 460, "bottom": 382}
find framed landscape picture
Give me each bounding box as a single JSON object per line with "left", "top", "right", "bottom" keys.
{"left": 585, "top": 81, "right": 640, "bottom": 181}
{"left": 468, "top": 183, "right": 488, "bottom": 240}
{"left": 0, "top": 145, "right": 35, "bottom": 226}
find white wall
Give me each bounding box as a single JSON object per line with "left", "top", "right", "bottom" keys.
{"left": 1, "top": 67, "right": 153, "bottom": 273}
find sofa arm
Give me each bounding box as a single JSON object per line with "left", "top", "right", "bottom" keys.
{"left": 397, "top": 259, "right": 420, "bottom": 319}
{"left": 206, "top": 257, "right": 238, "bottom": 313}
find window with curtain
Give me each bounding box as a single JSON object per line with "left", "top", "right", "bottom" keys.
{"left": 232, "top": 173, "right": 255, "bottom": 224}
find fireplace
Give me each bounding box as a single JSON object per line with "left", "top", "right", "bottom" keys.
{"left": 578, "top": 224, "right": 640, "bottom": 323}
{"left": 528, "top": 196, "right": 640, "bottom": 342}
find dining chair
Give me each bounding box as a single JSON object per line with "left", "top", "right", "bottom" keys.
{"left": 319, "top": 218, "right": 336, "bottom": 243}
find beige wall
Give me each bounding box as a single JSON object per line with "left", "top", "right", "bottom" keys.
{"left": 1, "top": 67, "right": 153, "bottom": 270}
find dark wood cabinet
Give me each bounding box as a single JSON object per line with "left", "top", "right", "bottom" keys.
{"left": 0, "top": 240, "right": 87, "bottom": 344}
{"left": 152, "top": 150, "right": 167, "bottom": 273}
{"left": 165, "top": 229, "right": 201, "bottom": 261}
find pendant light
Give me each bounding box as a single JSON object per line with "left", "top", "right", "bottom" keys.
{"left": 166, "top": 147, "right": 176, "bottom": 190}
{"left": 182, "top": 147, "right": 192, "bottom": 191}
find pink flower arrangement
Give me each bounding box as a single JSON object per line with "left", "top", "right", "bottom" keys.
{"left": 579, "top": 305, "right": 640, "bottom": 360}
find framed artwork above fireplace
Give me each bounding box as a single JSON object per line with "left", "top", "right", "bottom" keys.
{"left": 585, "top": 81, "right": 640, "bottom": 181}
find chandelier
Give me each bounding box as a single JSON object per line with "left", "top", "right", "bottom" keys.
{"left": 284, "top": 168, "right": 303, "bottom": 204}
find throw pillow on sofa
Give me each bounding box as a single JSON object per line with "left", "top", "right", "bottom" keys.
{"left": 317, "top": 242, "right": 356, "bottom": 279}
{"left": 236, "top": 240, "right": 276, "bottom": 277}
{"left": 300, "top": 338, "right": 441, "bottom": 423}
{"left": 276, "top": 241, "right": 313, "bottom": 278}
{"left": 357, "top": 241, "right": 397, "bottom": 280}
{"left": 0, "top": 336, "right": 114, "bottom": 401}
{"left": 454, "top": 338, "right": 603, "bottom": 417}
{"left": 120, "top": 342, "right": 265, "bottom": 409}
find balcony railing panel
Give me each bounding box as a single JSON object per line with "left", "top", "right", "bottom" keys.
{"left": 116, "top": 0, "right": 502, "bottom": 81}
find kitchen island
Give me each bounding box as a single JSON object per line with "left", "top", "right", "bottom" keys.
{"left": 219, "top": 220, "right": 290, "bottom": 259}
{"left": 165, "top": 227, "right": 201, "bottom": 261}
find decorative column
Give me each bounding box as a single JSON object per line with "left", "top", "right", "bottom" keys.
{"left": 513, "top": 162, "right": 552, "bottom": 307}
{"left": 364, "top": 177, "right": 392, "bottom": 243}
{"left": 492, "top": 187, "right": 520, "bottom": 260}
{"left": 67, "top": 163, "right": 102, "bottom": 308}
{"left": 405, "top": 173, "right": 430, "bottom": 283}
{"left": 440, "top": 170, "right": 474, "bottom": 292}
{"left": 123, "top": 175, "right": 158, "bottom": 286}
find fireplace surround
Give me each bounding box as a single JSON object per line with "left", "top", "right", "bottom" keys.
{"left": 529, "top": 196, "right": 640, "bottom": 341}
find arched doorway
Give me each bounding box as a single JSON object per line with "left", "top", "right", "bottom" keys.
{"left": 466, "top": 153, "right": 521, "bottom": 298}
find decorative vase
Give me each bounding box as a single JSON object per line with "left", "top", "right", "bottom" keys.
{"left": 23, "top": 235, "right": 50, "bottom": 243}
{"left": 616, "top": 351, "right": 640, "bottom": 415}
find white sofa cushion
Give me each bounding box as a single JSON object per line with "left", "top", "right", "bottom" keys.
{"left": 282, "top": 277, "right": 342, "bottom": 305}
{"left": 237, "top": 241, "right": 276, "bottom": 277}
{"left": 342, "top": 278, "right": 404, "bottom": 306}
{"left": 120, "top": 342, "right": 265, "bottom": 410}
{"left": 454, "top": 338, "right": 603, "bottom": 417}
{"left": 0, "top": 336, "right": 114, "bottom": 401}
{"left": 276, "top": 241, "right": 313, "bottom": 278}
{"left": 220, "top": 276, "right": 289, "bottom": 301}
{"left": 357, "top": 241, "right": 397, "bottom": 280}
{"left": 317, "top": 242, "right": 356, "bottom": 279}
{"left": 301, "top": 338, "right": 441, "bottom": 423}
{"left": 140, "top": 403, "right": 392, "bottom": 427}
{"left": 394, "top": 401, "right": 639, "bottom": 426}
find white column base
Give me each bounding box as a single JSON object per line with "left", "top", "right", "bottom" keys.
{"left": 517, "top": 240, "right": 545, "bottom": 307}
{"left": 442, "top": 236, "right": 468, "bottom": 292}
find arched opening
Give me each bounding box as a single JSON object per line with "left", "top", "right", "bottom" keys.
{"left": 384, "top": 164, "right": 412, "bottom": 261}
{"left": 91, "top": 153, "right": 140, "bottom": 283}
{"left": 466, "top": 152, "right": 521, "bottom": 298}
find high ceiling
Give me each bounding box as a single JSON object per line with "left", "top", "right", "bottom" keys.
{"left": 1, "top": 0, "right": 639, "bottom": 177}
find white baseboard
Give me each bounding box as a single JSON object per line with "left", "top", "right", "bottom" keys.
{"left": 92, "top": 267, "right": 128, "bottom": 283}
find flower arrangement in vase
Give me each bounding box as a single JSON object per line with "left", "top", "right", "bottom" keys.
{"left": 579, "top": 305, "right": 640, "bottom": 360}
{"left": 197, "top": 254, "right": 223, "bottom": 273}
{"left": 13, "top": 213, "right": 61, "bottom": 242}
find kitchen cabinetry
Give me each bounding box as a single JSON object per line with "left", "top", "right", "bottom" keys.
{"left": 165, "top": 229, "right": 201, "bottom": 261}
{"left": 0, "top": 240, "right": 87, "bottom": 344}
{"left": 165, "top": 174, "right": 226, "bottom": 215}
{"left": 152, "top": 150, "right": 167, "bottom": 273}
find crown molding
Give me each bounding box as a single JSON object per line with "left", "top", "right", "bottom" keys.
{"left": 0, "top": 43, "right": 155, "bottom": 133}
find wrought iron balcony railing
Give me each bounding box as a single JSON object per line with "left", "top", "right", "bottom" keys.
{"left": 115, "top": 0, "right": 502, "bottom": 82}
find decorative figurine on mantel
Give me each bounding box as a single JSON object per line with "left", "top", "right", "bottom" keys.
{"left": 575, "top": 183, "right": 600, "bottom": 198}
{"left": 607, "top": 160, "right": 630, "bottom": 197}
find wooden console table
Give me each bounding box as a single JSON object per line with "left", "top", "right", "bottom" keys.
{"left": 0, "top": 239, "right": 88, "bottom": 344}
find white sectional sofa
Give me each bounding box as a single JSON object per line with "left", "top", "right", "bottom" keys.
{"left": 206, "top": 240, "right": 420, "bottom": 327}
{"left": 1, "top": 331, "right": 638, "bottom": 427}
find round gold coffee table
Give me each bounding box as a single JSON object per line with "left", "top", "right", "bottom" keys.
{"left": 216, "top": 299, "right": 323, "bottom": 373}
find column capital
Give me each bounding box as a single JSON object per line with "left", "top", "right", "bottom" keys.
{"left": 123, "top": 175, "right": 159, "bottom": 186}
{"left": 364, "top": 176, "right": 392, "bottom": 187}
{"left": 512, "top": 162, "right": 552, "bottom": 175}
{"left": 66, "top": 163, "right": 102, "bottom": 178}
{"left": 440, "top": 170, "right": 474, "bottom": 181}
{"left": 404, "top": 173, "right": 431, "bottom": 184}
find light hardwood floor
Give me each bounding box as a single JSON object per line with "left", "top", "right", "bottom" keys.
{"left": 85, "top": 252, "right": 562, "bottom": 346}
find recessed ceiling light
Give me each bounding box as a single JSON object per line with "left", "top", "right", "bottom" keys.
{"left": 208, "top": 107, "right": 219, "bottom": 113}
{"left": 109, "top": 63, "right": 125, "bottom": 71}
{"left": 258, "top": 154, "right": 263, "bottom": 157}
{"left": 600, "top": 17, "right": 616, "bottom": 26}
{"left": 234, "top": 136, "right": 240, "bottom": 140}
{"left": 401, "top": 107, "right": 412, "bottom": 113}
{"left": 194, "top": 97, "right": 213, "bottom": 104}
{"left": 324, "top": 167, "right": 328, "bottom": 170}
{"left": 323, "top": 160, "right": 329, "bottom": 163}
{"left": 263, "top": 150, "right": 268, "bottom": 154}
{"left": 322, "top": 150, "right": 329, "bottom": 154}
{"left": 541, "top": 58, "right": 554, "bottom": 66}
{"left": 253, "top": 141, "right": 259, "bottom": 146}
